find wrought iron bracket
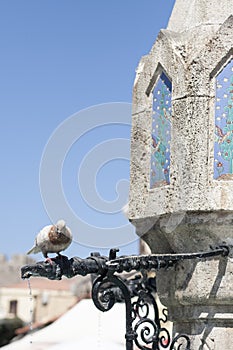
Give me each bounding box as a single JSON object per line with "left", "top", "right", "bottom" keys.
{"left": 21, "top": 245, "right": 229, "bottom": 350}
{"left": 21, "top": 245, "right": 229, "bottom": 280}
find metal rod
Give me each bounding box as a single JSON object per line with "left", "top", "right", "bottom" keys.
{"left": 21, "top": 246, "right": 229, "bottom": 280}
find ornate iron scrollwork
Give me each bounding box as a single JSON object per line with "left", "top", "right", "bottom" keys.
{"left": 169, "top": 334, "right": 191, "bottom": 350}
{"left": 91, "top": 267, "right": 191, "bottom": 350}
{"left": 92, "top": 272, "right": 136, "bottom": 350}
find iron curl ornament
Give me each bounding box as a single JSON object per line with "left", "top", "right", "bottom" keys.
{"left": 21, "top": 246, "right": 229, "bottom": 350}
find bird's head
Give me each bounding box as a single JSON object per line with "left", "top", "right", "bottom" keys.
{"left": 56, "top": 219, "right": 66, "bottom": 232}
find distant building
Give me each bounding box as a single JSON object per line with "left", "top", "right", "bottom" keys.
{"left": 0, "top": 254, "right": 92, "bottom": 324}
{"left": 0, "top": 278, "right": 79, "bottom": 323}
{"left": 0, "top": 254, "right": 35, "bottom": 288}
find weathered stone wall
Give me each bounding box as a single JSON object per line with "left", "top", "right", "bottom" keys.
{"left": 167, "top": 0, "right": 233, "bottom": 32}
{"left": 128, "top": 1, "right": 233, "bottom": 347}
{"left": 129, "top": 16, "right": 233, "bottom": 253}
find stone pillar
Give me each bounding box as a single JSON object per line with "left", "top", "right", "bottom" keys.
{"left": 128, "top": 0, "right": 233, "bottom": 347}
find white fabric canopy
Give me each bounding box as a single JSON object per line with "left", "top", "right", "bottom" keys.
{"left": 2, "top": 299, "right": 126, "bottom": 350}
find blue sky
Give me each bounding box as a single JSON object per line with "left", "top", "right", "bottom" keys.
{"left": 0, "top": 0, "right": 175, "bottom": 260}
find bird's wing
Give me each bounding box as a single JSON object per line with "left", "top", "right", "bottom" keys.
{"left": 27, "top": 225, "right": 52, "bottom": 255}
{"left": 27, "top": 244, "right": 41, "bottom": 255}
{"left": 36, "top": 225, "right": 53, "bottom": 245}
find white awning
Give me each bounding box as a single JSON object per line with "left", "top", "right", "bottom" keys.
{"left": 2, "top": 299, "right": 126, "bottom": 350}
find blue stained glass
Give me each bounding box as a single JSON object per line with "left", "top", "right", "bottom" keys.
{"left": 150, "top": 72, "right": 172, "bottom": 188}
{"left": 214, "top": 59, "right": 233, "bottom": 180}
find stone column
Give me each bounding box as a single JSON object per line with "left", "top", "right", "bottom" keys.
{"left": 128, "top": 0, "right": 233, "bottom": 347}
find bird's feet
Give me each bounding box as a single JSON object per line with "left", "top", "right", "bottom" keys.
{"left": 44, "top": 254, "right": 67, "bottom": 265}
{"left": 45, "top": 257, "right": 55, "bottom": 265}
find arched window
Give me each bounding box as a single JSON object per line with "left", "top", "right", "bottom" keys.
{"left": 214, "top": 59, "right": 233, "bottom": 180}
{"left": 150, "top": 72, "right": 172, "bottom": 188}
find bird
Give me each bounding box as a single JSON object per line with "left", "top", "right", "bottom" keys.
{"left": 152, "top": 134, "right": 161, "bottom": 152}
{"left": 27, "top": 220, "right": 72, "bottom": 263}
{"left": 215, "top": 125, "right": 231, "bottom": 143}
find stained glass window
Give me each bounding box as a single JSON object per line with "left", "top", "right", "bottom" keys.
{"left": 214, "top": 59, "right": 233, "bottom": 180}
{"left": 150, "top": 72, "right": 172, "bottom": 188}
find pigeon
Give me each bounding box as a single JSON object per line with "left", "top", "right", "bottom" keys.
{"left": 27, "top": 220, "right": 72, "bottom": 263}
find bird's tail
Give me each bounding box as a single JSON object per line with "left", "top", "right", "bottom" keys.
{"left": 27, "top": 245, "right": 41, "bottom": 255}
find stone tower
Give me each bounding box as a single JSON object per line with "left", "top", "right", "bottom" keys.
{"left": 129, "top": 0, "right": 233, "bottom": 347}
